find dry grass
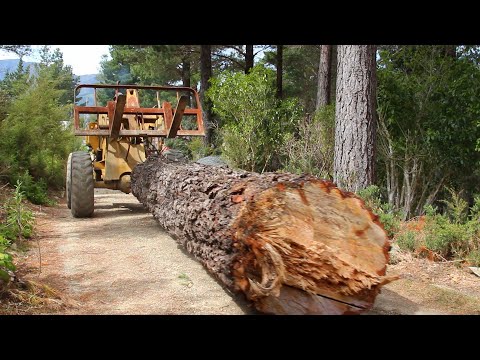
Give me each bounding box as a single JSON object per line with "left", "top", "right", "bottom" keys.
{"left": 0, "top": 279, "right": 71, "bottom": 314}
{"left": 387, "top": 278, "right": 480, "bottom": 314}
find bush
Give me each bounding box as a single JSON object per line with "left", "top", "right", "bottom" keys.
{"left": 396, "top": 230, "right": 417, "bottom": 252}
{"left": 392, "top": 188, "right": 480, "bottom": 263}
{"left": 187, "top": 137, "right": 218, "bottom": 161}
{"left": 0, "top": 48, "right": 79, "bottom": 195}
{"left": 357, "top": 185, "right": 402, "bottom": 238}
{"left": 282, "top": 105, "right": 335, "bottom": 178}
{"left": 0, "top": 234, "right": 15, "bottom": 283}
{"left": 164, "top": 138, "right": 190, "bottom": 157}
{"left": 12, "top": 171, "right": 52, "bottom": 206}
{"left": 0, "top": 182, "right": 34, "bottom": 242}
{"left": 440, "top": 187, "right": 468, "bottom": 224}
{"left": 466, "top": 249, "right": 480, "bottom": 267}
{"left": 424, "top": 218, "right": 472, "bottom": 259}
{"left": 207, "top": 65, "right": 302, "bottom": 172}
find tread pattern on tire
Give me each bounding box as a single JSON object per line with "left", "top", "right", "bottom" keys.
{"left": 70, "top": 151, "right": 94, "bottom": 218}
{"left": 66, "top": 153, "right": 72, "bottom": 209}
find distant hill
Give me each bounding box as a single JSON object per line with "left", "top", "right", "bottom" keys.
{"left": 0, "top": 59, "right": 36, "bottom": 80}
{"left": 0, "top": 59, "right": 100, "bottom": 105}
{"left": 77, "top": 74, "right": 99, "bottom": 105}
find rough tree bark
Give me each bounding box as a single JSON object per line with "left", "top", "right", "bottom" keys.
{"left": 334, "top": 45, "right": 377, "bottom": 192}
{"left": 276, "top": 45, "right": 283, "bottom": 99}
{"left": 131, "top": 156, "right": 394, "bottom": 315}
{"left": 245, "top": 45, "right": 254, "bottom": 74}
{"left": 200, "top": 45, "right": 214, "bottom": 145}
{"left": 316, "top": 45, "right": 332, "bottom": 109}
{"left": 330, "top": 45, "right": 338, "bottom": 104}
{"left": 181, "top": 58, "right": 191, "bottom": 88}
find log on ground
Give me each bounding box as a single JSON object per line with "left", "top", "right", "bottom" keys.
{"left": 131, "top": 156, "right": 395, "bottom": 314}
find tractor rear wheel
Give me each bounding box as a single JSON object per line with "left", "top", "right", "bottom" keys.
{"left": 70, "top": 151, "right": 94, "bottom": 218}
{"left": 66, "top": 153, "right": 72, "bottom": 209}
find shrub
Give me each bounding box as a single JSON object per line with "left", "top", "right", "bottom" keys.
{"left": 164, "top": 138, "right": 190, "bottom": 157}
{"left": 393, "top": 188, "right": 480, "bottom": 263}
{"left": 440, "top": 187, "right": 468, "bottom": 224}
{"left": 423, "top": 219, "right": 472, "bottom": 259}
{"left": 0, "top": 234, "right": 15, "bottom": 283}
{"left": 396, "top": 230, "right": 417, "bottom": 252}
{"left": 0, "top": 182, "right": 34, "bottom": 241}
{"left": 187, "top": 137, "right": 218, "bottom": 161}
{"left": 282, "top": 105, "right": 335, "bottom": 178}
{"left": 12, "top": 171, "right": 52, "bottom": 206}
{"left": 207, "top": 66, "right": 302, "bottom": 172}
{"left": 357, "top": 185, "right": 402, "bottom": 238}
{"left": 466, "top": 249, "right": 480, "bottom": 267}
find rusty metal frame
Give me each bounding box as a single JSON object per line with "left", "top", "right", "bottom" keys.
{"left": 74, "top": 84, "right": 205, "bottom": 137}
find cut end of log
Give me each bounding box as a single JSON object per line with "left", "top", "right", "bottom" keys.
{"left": 231, "top": 179, "right": 393, "bottom": 314}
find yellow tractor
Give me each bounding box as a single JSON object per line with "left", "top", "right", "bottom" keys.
{"left": 66, "top": 84, "right": 205, "bottom": 217}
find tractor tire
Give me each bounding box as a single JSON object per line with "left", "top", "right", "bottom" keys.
{"left": 66, "top": 153, "right": 72, "bottom": 209}
{"left": 70, "top": 151, "right": 94, "bottom": 218}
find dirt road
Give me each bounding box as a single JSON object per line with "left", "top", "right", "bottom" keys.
{"left": 24, "top": 190, "right": 480, "bottom": 315}
{"left": 30, "top": 189, "right": 250, "bottom": 314}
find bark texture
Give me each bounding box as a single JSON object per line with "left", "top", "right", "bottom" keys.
{"left": 276, "top": 45, "right": 283, "bottom": 99}
{"left": 316, "top": 45, "right": 332, "bottom": 109}
{"left": 131, "top": 156, "right": 394, "bottom": 315}
{"left": 245, "top": 45, "right": 254, "bottom": 74}
{"left": 334, "top": 45, "right": 377, "bottom": 192}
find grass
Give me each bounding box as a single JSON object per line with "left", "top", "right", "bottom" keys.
{"left": 178, "top": 272, "right": 193, "bottom": 287}
{"left": 0, "top": 279, "right": 67, "bottom": 314}
{"left": 388, "top": 278, "right": 480, "bottom": 314}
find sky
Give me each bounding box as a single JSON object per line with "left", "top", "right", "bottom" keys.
{"left": 0, "top": 45, "right": 111, "bottom": 75}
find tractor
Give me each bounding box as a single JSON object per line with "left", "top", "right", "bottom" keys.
{"left": 66, "top": 84, "right": 205, "bottom": 217}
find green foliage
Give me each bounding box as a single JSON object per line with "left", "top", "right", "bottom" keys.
{"left": 0, "top": 46, "right": 79, "bottom": 193}
{"left": 377, "top": 46, "right": 480, "bottom": 218}
{"left": 207, "top": 65, "right": 302, "bottom": 172}
{"left": 356, "top": 185, "right": 402, "bottom": 238}
{"left": 187, "top": 138, "right": 218, "bottom": 161}
{"left": 469, "top": 195, "right": 480, "bottom": 221}
{"left": 282, "top": 105, "right": 335, "bottom": 178}
{"left": 164, "top": 138, "right": 190, "bottom": 156}
{"left": 396, "top": 230, "right": 417, "bottom": 252}
{"left": 466, "top": 249, "right": 480, "bottom": 267}
{"left": 13, "top": 171, "right": 52, "bottom": 206}
{"left": 393, "top": 187, "right": 480, "bottom": 264}
{"left": 0, "top": 182, "right": 34, "bottom": 242}
{"left": 440, "top": 187, "right": 468, "bottom": 224}
{"left": 0, "top": 234, "right": 15, "bottom": 283}
{"left": 0, "top": 45, "right": 31, "bottom": 57}
{"left": 103, "top": 45, "right": 197, "bottom": 86}
{"left": 423, "top": 217, "right": 473, "bottom": 259}
{"left": 262, "top": 45, "right": 321, "bottom": 112}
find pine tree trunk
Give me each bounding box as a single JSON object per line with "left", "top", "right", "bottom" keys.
{"left": 182, "top": 59, "right": 191, "bottom": 88}
{"left": 276, "top": 45, "right": 283, "bottom": 99}
{"left": 245, "top": 45, "right": 254, "bottom": 74}
{"left": 131, "top": 156, "right": 394, "bottom": 315}
{"left": 444, "top": 45, "right": 456, "bottom": 58}
{"left": 200, "top": 45, "right": 214, "bottom": 145}
{"left": 316, "top": 45, "right": 332, "bottom": 109}
{"left": 329, "top": 45, "right": 338, "bottom": 104}
{"left": 334, "top": 45, "right": 377, "bottom": 192}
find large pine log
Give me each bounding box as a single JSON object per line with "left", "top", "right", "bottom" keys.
{"left": 131, "top": 156, "right": 394, "bottom": 314}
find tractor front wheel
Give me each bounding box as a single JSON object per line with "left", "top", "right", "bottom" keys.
{"left": 70, "top": 151, "right": 94, "bottom": 218}
{"left": 66, "top": 153, "right": 72, "bottom": 209}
